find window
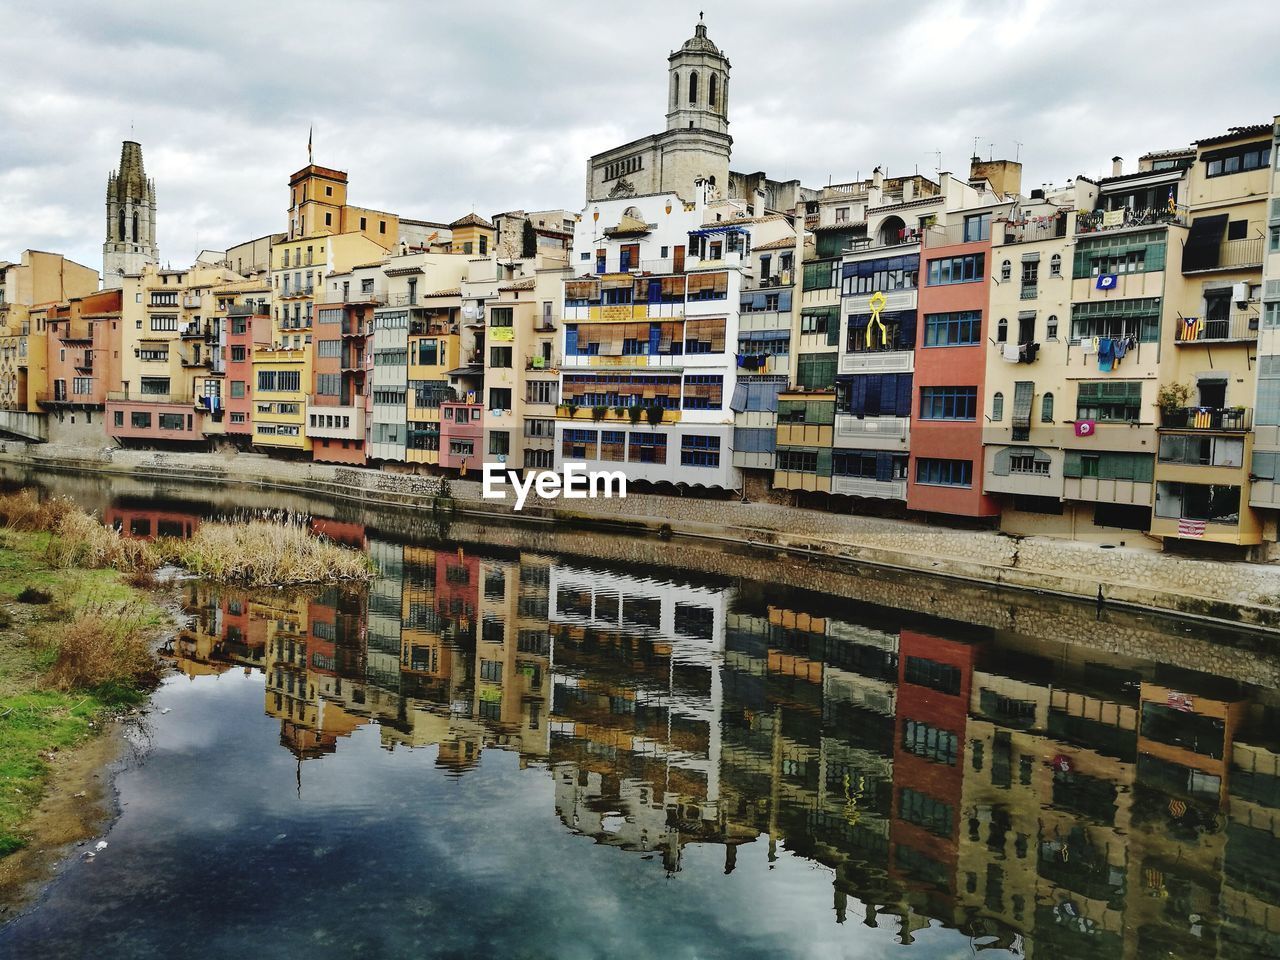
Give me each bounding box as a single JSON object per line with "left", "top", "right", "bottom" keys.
{"left": 489, "top": 431, "right": 510, "bottom": 456}
{"left": 561, "top": 428, "right": 597, "bottom": 460}
{"left": 1158, "top": 435, "right": 1244, "bottom": 467}
{"left": 479, "top": 659, "right": 503, "bottom": 683}
{"left": 449, "top": 439, "right": 474, "bottom": 457}
{"left": 1000, "top": 260, "right": 1012, "bottom": 282}
{"left": 316, "top": 339, "right": 341, "bottom": 358}
{"left": 1076, "top": 381, "right": 1142, "bottom": 422}
{"left": 919, "top": 387, "right": 977, "bottom": 420}
{"left": 359, "top": 217, "right": 367, "bottom": 231}
{"left": 628, "top": 432, "right": 667, "bottom": 464}
{"left": 1050, "top": 253, "right": 1062, "bottom": 277}
{"left": 139, "top": 377, "right": 170, "bottom": 395}
{"left": 802, "top": 260, "right": 839, "bottom": 291}
{"left": 158, "top": 413, "right": 186, "bottom": 431}
{"left": 680, "top": 434, "right": 721, "bottom": 467}
{"left": 256, "top": 370, "right": 301, "bottom": 392}
{"left": 996, "top": 318, "right": 1008, "bottom": 342}
{"left": 1204, "top": 142, "right": 1271, "bottom": 178}
{"left": 1046, "top": 314, "right": 1058, "bottom": 339}
{"left": 130, "top": 412, "right": 152, "bottom": 429}
{"left": 150, "top": 315, "right": 178, "bottom": 332}
{"left": 796, "top": 353, "right": 837, "bottom": 390}
{"left": 1070, "top": 298, "right": 1161, "bottom": 342}
{"left": 489, "top": 387, "right": 512, "bottom": 410}
{"left": 903, "top": 720, "right": 958, "bottom": 765}
{"left": 915, "top": 458, "right": 972, "bottom": 487}
{"left": 991, "top": 392, "right": 1003, "bottom": 421}
{"left": 926, "top": 253, "right": 985, "bottom": 286}
{"left": 527, "top": 379, "right": 558, "bottom": 405}
{"left": 489, "top": 307, "right": 513, "bottom": 328}
{"left": 72, "top": 377, "right": 93, "bottom": 395}
{"left": 835, "top": 207, "right": 850, "bottom": 223}
{"left": 840, "top": 255, "right": 919, "bottom": 295}
{"left": 1041, "top": 392, "right": 1054, "bottom": 422}
{"left": 316, "top": 374, "right": 341, "bottom": 396}
{"left": 924, "top": 311, "right": 981, "bottom": 346}
{"left": 686, "top": 272, "right": 728, "bottom": 301}
{"left": 1063, "top": 450, "right": 1153, "bottom": 482}
{"left": 682, "top": 374, "right": 723, "bottom": 409}
{"left": 489, "top": 346, "right": 513, "bottom": 368}
{"left": 963, "top": 213, "right": 991, "bottom": 242}
{"left": 230, "top": 381, "right": 246, "bottom": 398}
{"left": 230, "top": 345, "right": 247, "bottom": 362}
{"left": 599, "top": 430, "right": 625, "bottom": 461}
{"left": 1155, "top": 482, "right": 1241, "bottom": 524}
{"left": 777, "top": 449, "right": 819, "bottom": 472}
{"left": 904, "top": 656, "right": 961, "bottom": 695}
{"left": 1009, "top": 453, "right": 1049, "bottom": 475}
{"left": 899, "top": 787, "right": 954, "bottom": 837}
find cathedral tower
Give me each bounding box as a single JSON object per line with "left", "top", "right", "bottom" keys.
{"left": 666, "top": 19, "right": 730, "bottom": 135}
{"left": 103, "top": 140, "right": 158, "bottom": 288}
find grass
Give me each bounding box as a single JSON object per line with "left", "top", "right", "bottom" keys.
{"left": 0, "top": 525, "right": 166, "bottom": 857}
{"left": 152, "top": 513, "right": 374, "bottom": 585}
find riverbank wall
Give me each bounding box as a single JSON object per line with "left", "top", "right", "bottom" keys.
{"left": 6, "top": 442, "right": 1280, "bottom": 630}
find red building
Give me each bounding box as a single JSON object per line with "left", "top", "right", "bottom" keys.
{"left": 40, "top": 289, "right": 123, "bottom": 413}
{"left": 889, "top": 629, "right": 980, "bottom": 897}
{"left": 309, "top": 298, "right": 372, "bottom": 465}
{"left": 907, "top": 229, "right": 999, "bottom": 518}
{"left": 439, "top": 400, "right": 483, "bottom": 473}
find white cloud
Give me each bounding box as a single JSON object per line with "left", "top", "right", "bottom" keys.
{"left": 2, "top": 0, "right": 1278, "bottom": 273}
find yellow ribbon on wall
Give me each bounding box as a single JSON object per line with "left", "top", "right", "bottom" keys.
{"left": 865, "top": 291, "right": 888, "bottom": 348}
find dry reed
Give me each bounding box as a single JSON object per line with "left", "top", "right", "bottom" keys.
{"left": 42, "top": 601, "right": 161, "bottom": 692}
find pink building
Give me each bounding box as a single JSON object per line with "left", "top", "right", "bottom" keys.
{"left": 41, "top": 289, "right": 123, "bottom": 411}
{"left": 439, "top": 401, "right": 483, "bottom": 473}
{"left": 225, "top": 304, "right": 270, "bottom": 437}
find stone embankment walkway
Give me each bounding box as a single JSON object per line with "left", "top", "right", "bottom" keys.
{"left": 6, "top": 442, "right": 1280, "bottom": 628}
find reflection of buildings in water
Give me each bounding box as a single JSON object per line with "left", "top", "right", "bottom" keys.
{"left": 106, "top": 505, "right": 199, "bottom": 541}
{"left": 162, "top": 516, "right": 1280, "bottom": 953}
{"left": 547, "top": 565, "right": 729, "bottom": 869}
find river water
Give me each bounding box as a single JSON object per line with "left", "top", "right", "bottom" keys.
{"left": 2, "top": 466, "right": 1280, "bottom": 959}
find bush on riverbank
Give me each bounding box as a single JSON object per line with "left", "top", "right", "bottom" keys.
{"left": 151, "top": 513, "right": 374, "bottom": 585}
{"left": 41, "top": 600, "right": 162, "bottom": 693}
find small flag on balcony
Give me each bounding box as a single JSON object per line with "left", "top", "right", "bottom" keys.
{"left": 1178, "top": 316, "right": 1201, "bottom": 341}
{"left": 1177, "top": 518, "right": 1207, "bottom": 538}
{"left": 1193, "top": 407, "right": 1212, "bottom": 428}
{"left": 1167, "top": 186, "right": 1177, "bottom": 215}
{"left": 1073, "top": 420, "right": 1095, "bottom": 437}
{"left": 1096, "top": 274, "right": 1118, "bottom": 290}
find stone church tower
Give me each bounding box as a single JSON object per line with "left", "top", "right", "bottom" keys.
{"left": 585, "top": 19, "right": 733, "bottom": 203}
{"left": 103, "top": 140, "right": 158, "bottom": 288}
{"left": 665, "top": 20, "right": 730, "bottom": 136}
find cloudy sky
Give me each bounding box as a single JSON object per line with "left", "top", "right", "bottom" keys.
{"left": 3, "top": 0, "right": 1278, "bottom": 276}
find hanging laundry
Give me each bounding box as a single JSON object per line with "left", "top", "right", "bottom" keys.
{"left": 1097, "top": 337, "right": 1115, "bottom": 372}
{"left": 1113, "top": 338, "right": 1129, "bottom": 360}
{"left": 1081, "top": 338, "right": 1097, "bottom": 355}
{"left": 1002, "top": 343, "right": 1020, "bottom": 362}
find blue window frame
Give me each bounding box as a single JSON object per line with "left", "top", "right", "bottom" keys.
{"left": 923, "top": 311, "right": 981, "bottom": 347}
{"left": 926, "top": 253, "right": 986, "bottom": 286}
{"left": 915, "top": 458, "right": 973, "bottom": 487}
{"left": 680, "top": 434, "right": 721, "bottom": 467}
{"left": 919, "top": 387, "right": 977, "bottom": 420}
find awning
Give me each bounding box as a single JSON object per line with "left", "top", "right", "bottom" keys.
{"left": 1183, "top": 214, "right": 1228, "bottom": 271}
{"left": 1012, "top": 380, "right": 1034, "bottom": 440}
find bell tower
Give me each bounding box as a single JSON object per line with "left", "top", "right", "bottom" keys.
{"left": 103, "top": 140, "right": 158, "bottom": 288}
{"left": 666, "top": 17, "right": 730, "bottom": 136}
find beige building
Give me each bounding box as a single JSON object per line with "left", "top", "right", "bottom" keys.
{"left": 1251, "top": 117, "right": 1280, "bottom": 547}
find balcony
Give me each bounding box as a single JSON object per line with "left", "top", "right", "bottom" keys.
{"left": 1020, "top": 282, "right": 1038, "bottom": 300}
{"left": 180, "top": 322, "right": 212, "bottom": 339}
{"left": 227, "top": 303, "right": 267, "bottom": 318}
{"left": 182, "top": 295, "right": 202, "bottom": 309}
{"left": 525, "top": 356, "right": 558, "bottom": 372}
{"left": 107, "top": 390, "right": 193, "bottom": 405}
{"left": 1159, "top": 406, "right": 1252, "bottom": 432}
{"left": 343, "top": 291, "right": 387, "bottom": 306}
{"left": 1174, "top": 312, "right": 1258, "bottom": 344}
{"left": 831, "top": 475, "right": 907, "bottom": 500}
{"left": 1075, "top": 206, "right": 1187, "bottom": 235}
{"left": 342, "top": 322, "right": 372, "bottom": 338}
{"left": 1183, "top": 237, "right": 1264, "bottom": 274}
{"left": 180, "top": 350, "right": 209, "bottom": 368}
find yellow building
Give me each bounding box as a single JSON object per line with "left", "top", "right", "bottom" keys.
{"left": 257, "top": 163, "right": 392, "bottom": 453}
{"left": 448, "top": 213, "right": 494, "bottom": 257}
{"left": 1150, "top": 125, "right": 1271, "bottom": 547}
{"left": 0, "top": 250, "right": 99, "bottom": 413}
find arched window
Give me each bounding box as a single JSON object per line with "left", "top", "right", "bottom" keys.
{"left": 688, "top": 71, "right": 699, "bottom": 104}
{"left": 997, "top": 318, "right": 1008, "bottom": 342}
{"left": 671, "top": 72, "right": 679, "bottom": 109}
{"left": 1050, "top": 253, "right": 1062, "bottom": 277}
{"left": 132, "top": 212, "right": 138, "bottom": 243}
{"left": 118, "top": 209, "right": 125, "bottom": 241}
{"left": 1041, "top": 392, "right": 1055, "bottom": 422}
{"left": 1000, "top": 260, "right": 1012, "bottom": 282}
{"left": 1046, "top": 314, "right": 1058, "bottom": 339}
{"left": 992, "top": 392, "right": 1004, "bottom": 421}
{"left": 708, "top": 73, "right": 718, "bottom": 109}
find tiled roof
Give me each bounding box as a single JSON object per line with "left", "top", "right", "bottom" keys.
{"left": 1195, "top": 124, "right": 1272, "bottom": 147}
{"left": 813, "top": 221, "right": 867, "bottom": 232}
{"left": 450, "top": 212, "right": 494, "bottom": 229}
{"left": 751, "top": 236, "right": 798, "bottom": 251}
{"left": 499, "top": 277, "right": 536, "bottom": 291}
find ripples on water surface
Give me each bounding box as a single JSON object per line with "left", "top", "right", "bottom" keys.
{"left": 2, "top": 473, "right": 1279, "bottom": 959}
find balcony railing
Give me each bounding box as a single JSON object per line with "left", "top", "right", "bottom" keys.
{"left": 1159, "top": 406, "right": 1252, "bottom": 432}
{"left": 1075, "top": 205, "right": 1187, "bottom": 235}
{"left": 999, "top": 216, "right": 1069, "bottom": 245}
{"left": 1174, "top": 312, "right": 1259, "bottom": 344}
{"left": 1183, "top": 237, "right": 1264, "bottom": 274}
{"left": 180, "top": 322, "right": 212, "bottom": 339}
{"left": 182, "top": 296, "right": 202, "bottom": 309}
{"left": 106, "top": 391, "right": 193, "bottom": 405}
{"left": 227, "top": 303, "right": 267, "bottom": 318}
{"left": 1020, "top": 282, "right": 1038, "bottom": 300}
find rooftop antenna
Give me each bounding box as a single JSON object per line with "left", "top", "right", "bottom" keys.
{"left": 931, "top": 150, "right": 942, "bottom": 174}
{"left": 988, "top": 143, "right": 994, "bottom": 161}
{"left": 972, "top": 136, "right": 979, "bottom": 157}
{"left": 1014, "top": 140, "right": 1023, "bottom": 162}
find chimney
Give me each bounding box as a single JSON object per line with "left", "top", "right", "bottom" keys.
{"left": 1111, "top": 156, "right": 1123, "bottom": 177}
{"left": 902, "top": 179, "right": 915, "bottom": 203}
{"left": 871, "top": 166, "right": 884, "bottom": 190}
